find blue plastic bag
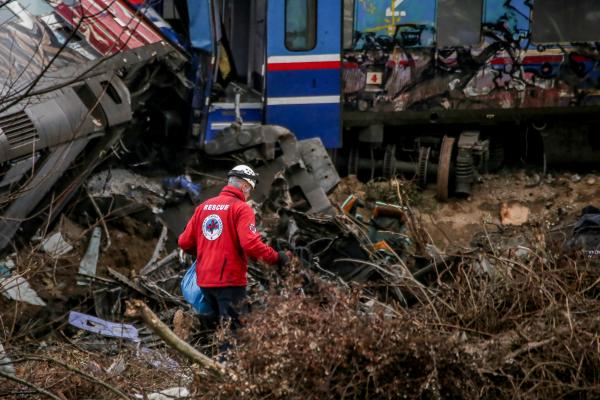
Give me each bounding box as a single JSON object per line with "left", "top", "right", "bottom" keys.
{"left": 181, "top": 261, "right": 215, "bottom": 317}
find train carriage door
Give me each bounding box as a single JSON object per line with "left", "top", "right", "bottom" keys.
{"left": 266, "top": 0, "right": 342, "bottom": 148}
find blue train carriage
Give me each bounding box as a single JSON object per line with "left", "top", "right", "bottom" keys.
{"left": 341, "top": 0, "right": 600, "bottom": 198}
{"left": 192, "top": 0, "right": 342, "bottom": 150}
{"left": 173, "top": 0, "right": 600, "bottom": 199}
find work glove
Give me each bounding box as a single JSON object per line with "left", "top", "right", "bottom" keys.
{"left": 277, "top": 250, "right": 292, "bottom": 268}
{"left": 178, "top": 248, "right": 193, "bottom": 267}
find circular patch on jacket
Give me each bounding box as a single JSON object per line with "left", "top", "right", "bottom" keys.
{"left": 202, "top": 214, "right": 223, "bottom": 241}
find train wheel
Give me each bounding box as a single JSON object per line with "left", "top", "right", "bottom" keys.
{"left": 436, "top": 136, "right": 455, "bottom": 201}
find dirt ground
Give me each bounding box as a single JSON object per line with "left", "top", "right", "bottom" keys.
{"left": 327, "top": 168, "right": 600, "bottom": 255}
{"left": 416, "top": 169, "right": 600, "bottom": 250}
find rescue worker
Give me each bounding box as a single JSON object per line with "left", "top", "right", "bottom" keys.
{"left": 178, "top": 164, "right": 291, "bottom": 331}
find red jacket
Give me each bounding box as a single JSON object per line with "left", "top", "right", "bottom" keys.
{"left": 178, "top": 185, "right": 280, "bottom": 287}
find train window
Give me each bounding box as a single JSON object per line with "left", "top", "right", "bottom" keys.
{"left": 343, "top": 0, "right": 355, "bottom": 49}
{"left": 436, "top": 0, "right": 483, "bottom": 47}
{"left": 533, "top": 0, "right": 600, "bottom": 43}
{"left": 285, "top": 0, "right": 317, "bottom": 51}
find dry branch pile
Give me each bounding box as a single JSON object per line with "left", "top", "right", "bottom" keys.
{"left": 195, "top": 247, "right": 600, "bottom": 399}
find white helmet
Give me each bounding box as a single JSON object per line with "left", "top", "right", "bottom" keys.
{"left": 228, "top": 164, "right": 259, "bottom": 189}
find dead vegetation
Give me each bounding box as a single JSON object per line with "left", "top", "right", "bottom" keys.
{"left": 1, "top": 171, "right": 600, "bottom": 399}
{"left": 195, "top": 243, "right": 600, "bottom": 399}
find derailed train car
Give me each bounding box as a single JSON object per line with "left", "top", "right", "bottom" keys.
{"left": 150, "top": 0, "right": 600, "bottom": 200}
{"left": 0, "top": 0, "right": 189, "bottom": 250}
{"left": 341, "top": 0, "right": 600, "bottom": 197}
{"left": 0, "top": 0, "right": 340, "bottom": 251}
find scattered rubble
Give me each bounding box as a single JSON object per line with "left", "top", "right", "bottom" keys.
{"left": 0, "top": 168, "right": 599, "bottom": 398}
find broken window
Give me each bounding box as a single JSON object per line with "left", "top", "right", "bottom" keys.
{"left": 533, "top": 0, "right": 600, "bottom": 43}
{"left": 285, "top": 0, "right": 317, "bottom": 51}
{"left": 436, "top": 0, "right": 483, "bottom": 47}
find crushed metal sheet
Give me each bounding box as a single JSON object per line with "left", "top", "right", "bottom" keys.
{"left": 77, "top": 227, "right": 102, "bottom": 285}
{"left": 0, "top": 274, "right": 46, "bottom": 306}
{"left": 87, "top": 169, "right": 166, "bottom": 208}
{"left": 41, "top": 232, "right": 73, "bottom": 257}
{"left": 0, "top": 343, "right": 15, "bottom": 376}
{"left": 68, "top": 311, "right": 140, "bottom": 342}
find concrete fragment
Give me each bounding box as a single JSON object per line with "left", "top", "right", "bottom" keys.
{"left": 500, "top": 202, "right": 530, "bottom": 226}
{"left": 41, "top": 232, "right": 73, "bottom": 257}
{"left": 586, "top": 177, "right": 596, "bottom": 185}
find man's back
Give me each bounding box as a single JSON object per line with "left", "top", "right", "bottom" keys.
{"left": 178, "top": 185, "right": 278, "bottom": 287}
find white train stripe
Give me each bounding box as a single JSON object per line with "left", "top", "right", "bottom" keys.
{"left": 211, "top": 102, "right": 263, "bottom": 110}
{"left": 267, "top": 96, "right": 340, "bottom": 106}
{"left": 210, "top": 122, "right": 261, "bottom": 130}
{"left": 267, "top": 54, "right": 340, "bottom": 64}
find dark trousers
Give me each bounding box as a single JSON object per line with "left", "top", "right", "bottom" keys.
{"left": 200, "top": 286, "right": 247, "bottom": 356}
{"left": 200, "top": 286, "right": 247, "bottom": 330}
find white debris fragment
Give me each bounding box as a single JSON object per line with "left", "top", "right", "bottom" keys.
{"left": 0, "top": 275, "right": 46, "bottom": 306}
{"left": 41, "top": 232, "right": 73, "bottom": 257}
{"left": 135, "top": 387, "right": 190, "bottom": 400}
{"left": 0, "top": 343, "right": 15, "bottom": 376}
